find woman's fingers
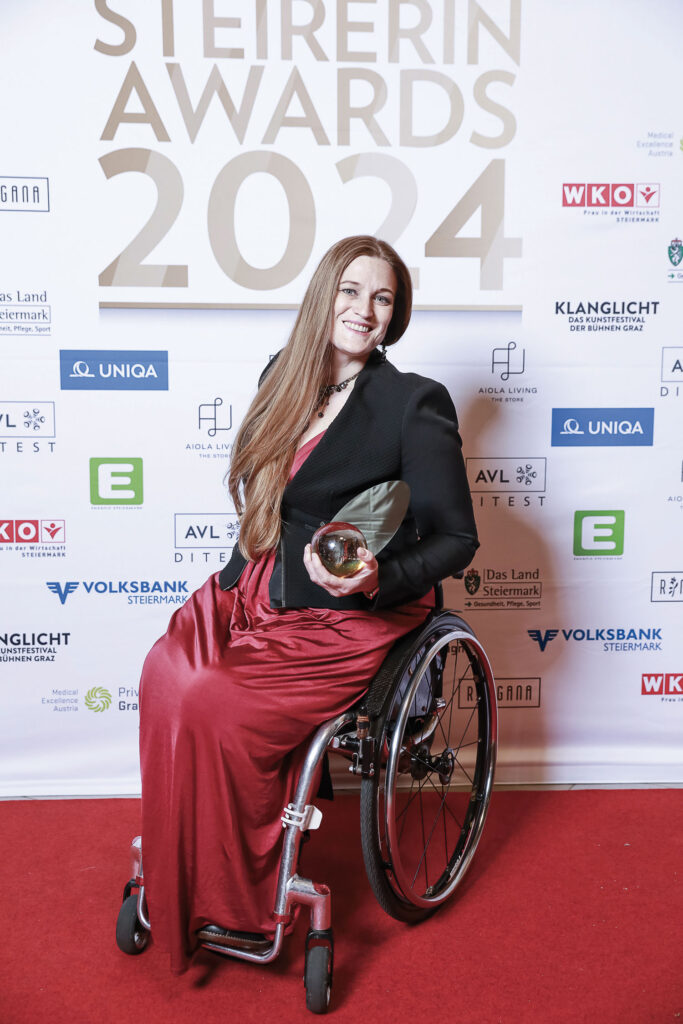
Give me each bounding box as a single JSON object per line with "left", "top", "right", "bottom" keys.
{"left": 303, "top": 544, "right": 378, "bottom": 596}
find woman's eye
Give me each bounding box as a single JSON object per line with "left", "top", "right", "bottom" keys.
{"left": 341, "top": 287, "right": 356, "bottom": 295}
{"left": 376, "top": 295, "right": 391, "bottom": 304}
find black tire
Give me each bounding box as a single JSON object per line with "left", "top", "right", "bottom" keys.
{"left": 360, "top": 612, "right": 496, "bottom": 922}
{"left": 116, "top": 893, "right": 149, "bottom": 954}
{"left": 304, "top": 944, "right": 332, "bottom": 1014}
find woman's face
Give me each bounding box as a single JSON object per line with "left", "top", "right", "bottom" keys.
{"left": 330, "top": 255, "right": 397, "bottom": 370}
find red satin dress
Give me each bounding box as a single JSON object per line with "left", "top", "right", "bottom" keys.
{"left": 139, "top": 432, "right": 431, "bottom": 974}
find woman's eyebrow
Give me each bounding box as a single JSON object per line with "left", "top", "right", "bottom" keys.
{"left": 339, "top": 278, "right": 395, "bottom": 294}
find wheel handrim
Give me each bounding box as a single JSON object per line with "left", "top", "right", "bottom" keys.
{"left": 382, "top": 629, "right": 496, "bottom": 908}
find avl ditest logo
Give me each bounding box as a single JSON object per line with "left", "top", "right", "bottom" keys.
{"left": 174, "top": 513, "right": 240, "bottom": 564}
{"left": 90, "top": 458, "right": 143, "bottom": 505}
{"left": 466, "top": 458, "right": 546, "bottom": 508}
{"left": 573, "top": 511, "right": 624, "bottom": 557}
{"left": 551, "top": 409, "right": 654, "bottom": 447}
{"left": 562, "top": 183, "right": 659, "bottom": 208}
{"left": 46, "top": 580, "right": 189, "bottom": 606}
{"left": 60, "top": 351, "right": 168, "bottom": 391}
{"left": 641, "top": 674, "right": 682, "bottom": 697}
{"left": 660, "top": 348, "right": 683, "bottom": 397}
{"left": 0, "top": 401, "right": 56, "bottom": 454}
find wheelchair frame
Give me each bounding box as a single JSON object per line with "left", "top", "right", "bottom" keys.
{"left": 117, "top": 602, "right": 497, "bottom": 1013}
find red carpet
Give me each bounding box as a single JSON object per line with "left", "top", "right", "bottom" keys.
{"left": 1, "top": 790, "right": 680, "bottom": 1024}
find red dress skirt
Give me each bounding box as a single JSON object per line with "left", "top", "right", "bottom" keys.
{"left": 139, "top": 433, "right": 431, "bottom": 973}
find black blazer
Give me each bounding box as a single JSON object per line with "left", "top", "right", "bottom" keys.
{"left": 218, "top": 349, "right": 478, "bottom": 610}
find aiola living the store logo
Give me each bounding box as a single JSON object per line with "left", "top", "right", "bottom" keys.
{"left": 84, "top": 686, "right": 112, "bottom": 712}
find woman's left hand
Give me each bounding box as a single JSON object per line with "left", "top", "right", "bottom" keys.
{"left": 303, "top": 545, "right": 379, "bottom": 598}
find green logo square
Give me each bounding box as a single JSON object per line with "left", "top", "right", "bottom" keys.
{"left": 573, "top": 510, "right": 624, "bottom": 556}
{"left": 90, "top": 458, "right": 143, "bottom": 505}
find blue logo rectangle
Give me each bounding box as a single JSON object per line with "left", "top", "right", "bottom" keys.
{"left": 60, "top": 350, "right": 168, "bottom": 390}
{"left": 551, "top": 408, "right": 654, "bottom": 446}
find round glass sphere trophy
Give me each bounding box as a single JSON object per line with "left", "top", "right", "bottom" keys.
{"left": 311, "top": 522, "right": 367, "bottom": 577}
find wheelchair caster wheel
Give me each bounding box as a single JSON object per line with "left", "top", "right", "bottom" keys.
{"left": 116, "top": 893, "right": 149, "bottom": 955}
{"left": 304, "top": 931, "right": 333, "bottom": 1014}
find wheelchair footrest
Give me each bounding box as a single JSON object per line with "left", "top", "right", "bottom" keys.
{"left": 281, "top": 803, "right": 323, "bottom": 832}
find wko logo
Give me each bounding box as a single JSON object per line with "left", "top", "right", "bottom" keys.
{"left": 573, "top": 511, "right": 625, "bottom": 557}
{"left": 641, "top": 674, "right": 682, "bottom": 696}
{"left": 90, "top": 458, "right": 143, "bottom": 505}
{"left": 551, "top": 408, "right": 654, "bottom": 447}
{"left": 0, "top": 519, "right": 64, "bottom": 543}
{"left": 562, "top": 183, "right": 659, "bottom": 208}
{"left": 60, "top": 350, "right": 168, "bottom": 391}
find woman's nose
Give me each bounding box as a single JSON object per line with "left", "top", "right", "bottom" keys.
{"left": 353, "top": 291, "right": 372, "bottom": 317}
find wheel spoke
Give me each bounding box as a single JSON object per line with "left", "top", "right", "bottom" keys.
{"left": 411, "top": 785, "right": 449, "bottom": 890}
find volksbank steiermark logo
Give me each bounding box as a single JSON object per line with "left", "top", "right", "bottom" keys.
{"left": 574, "top": 511, "right": 625, "bottom": 556}
{"left": 90, "top": 458, "right": 143, "bottom": 505}
{"left": 84, "top": 686, "right": 112, "bottom": 712}
{"left": 60, "top": 351, "right": 168, "bottom": 391}
{"left": 551, "top": 408, "right": 654, "bottom": 446}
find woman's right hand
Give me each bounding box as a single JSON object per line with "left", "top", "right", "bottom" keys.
{"left": 303, "top": 545, "right": 379, "bottom": 599}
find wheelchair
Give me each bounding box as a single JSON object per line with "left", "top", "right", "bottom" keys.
{"left": 116, "top": 588, "right": 497, "bottom": 1014}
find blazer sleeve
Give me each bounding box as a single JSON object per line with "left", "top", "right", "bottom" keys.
{"left": 374, "top": 379, "right": 478, "bottom": 608}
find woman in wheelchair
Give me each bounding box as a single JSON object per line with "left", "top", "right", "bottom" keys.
{"left": 138, "top": 235, "right": 479, "bottom": 976}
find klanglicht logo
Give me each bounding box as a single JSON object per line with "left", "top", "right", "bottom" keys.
{"left": 0, "top": 519, "right": 64, "bottom": 543}
{"left": 641, "top": 674, "right": 682, "bottom": 696}
{"left": 562, "top": 183, "right": 659, "bottom": 208}
{"left": 551, "top": 408, "right": 654, "bottom": 447}
{"left": 46, "top": 580, "right": 189, "bottom": 606}
{"left": 528, "top": 627, "right": 662, "bottom": 653}
{"left": 60, "top": 350, "right": 168, "bottom": 391}
{"left": 0, "top": 176, "right": 50, "bottom": 212}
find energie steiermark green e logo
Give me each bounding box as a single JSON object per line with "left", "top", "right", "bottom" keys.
{"left": 573, "top": 510, "right": 625, "bottom": 556}
{"left": 84, "top": 686, "right": 112, "bottom": 712}
{"left": 90, "top": 458, "right": 143, "bottom": 505}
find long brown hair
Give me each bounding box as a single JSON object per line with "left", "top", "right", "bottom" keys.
{"left": 228, "top": 236, "right": 412, "bottom": 561}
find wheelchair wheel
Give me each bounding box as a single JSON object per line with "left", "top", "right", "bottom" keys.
{"left": 116, "top": 893, "right": 149, "bottom": 954}
{"left": 360, "top": 612, "right": 496, "bottom": 922}
{"left": 304, "top": 943, "right": 332, "bottom": 1014}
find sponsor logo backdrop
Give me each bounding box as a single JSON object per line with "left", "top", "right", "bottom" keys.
{"left": 1, "top": 1, "right": 682, "bottom": 794}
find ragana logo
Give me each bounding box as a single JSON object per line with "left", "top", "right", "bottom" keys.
{"left": 46, "top": 581, "right": 79, "bottom": 604}
{"left": 84, "top": 686, "right": 112, "bottom": 712}
{"left": 528, "top": 629, "right": 559, "bottom": 652}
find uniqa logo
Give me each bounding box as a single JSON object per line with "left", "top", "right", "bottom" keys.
{"left": 70, "top": 361, "right": 158, "bottom": 379}
{"left": 84, "top": 686, "right": 112, "bottom": 712}
{"left": 562, "top": 418, "right": 644, "bottom": 436}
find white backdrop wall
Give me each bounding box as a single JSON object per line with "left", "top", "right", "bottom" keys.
{"left": 1, "top": 1, "right": 681, "bottom": 796}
